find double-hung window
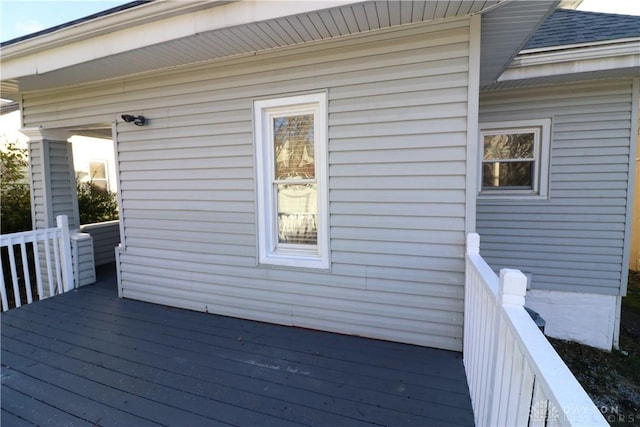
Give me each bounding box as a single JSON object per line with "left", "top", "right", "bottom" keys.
{"left": 479, "top": 119, "right": 551, "bottom": 198}
{"left": 254, "top": 93, "right": 329, "bottom": 269}
{"left": 89, "top": 160, "right": 109, "bottom": 191}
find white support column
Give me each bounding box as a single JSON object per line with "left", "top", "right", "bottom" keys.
{"left": 21, "top": 127, "right": 80, "bottom": 230}
{"left": 22, "top": 128, "right": 87, "bottom": 293}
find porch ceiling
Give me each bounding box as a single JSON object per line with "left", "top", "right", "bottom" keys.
{"left": 67, "top": 124, "right": 113, "bottom": 139}
{"left": 0, "top": 0, "right": 555, "bottom": 101}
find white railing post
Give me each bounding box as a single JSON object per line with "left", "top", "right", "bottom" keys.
{"left": 56, "top": 215, "right": 75, "bottom": 292}
{"left": 488, "top": 269, "right": 529, "bottom": 425}
{"left": 499, "top": 269, "right": 527, "bottom": 306}
{"left": 467, "top": 232, "right": 480, "bottom": 255}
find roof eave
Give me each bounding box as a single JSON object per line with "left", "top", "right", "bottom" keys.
{"left": 2, "top": 0, "right": 524, "bottom": 102}
{"left": 490, "top": 40, "right": 640, "bottom": 89}
{"left": 0, "top": 0, "right": 369, "bottom": 84}
{"left": 520, "top": 36, "right": 640, "bottom": 55}
{"left": 0, "top": 1, "right": 228, "bottom": 60}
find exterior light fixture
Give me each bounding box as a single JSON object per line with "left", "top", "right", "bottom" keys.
{"left": 121, "top": 114, "right": 146, "bottom": 126}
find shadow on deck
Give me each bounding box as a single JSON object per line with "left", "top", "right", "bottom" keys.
{"left": 1, "top": 264, "right": 474, "bottom": 426}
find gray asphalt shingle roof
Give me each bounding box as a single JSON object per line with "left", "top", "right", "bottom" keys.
{"left": 525, "top": 8, "right": 640, "bottom": 50}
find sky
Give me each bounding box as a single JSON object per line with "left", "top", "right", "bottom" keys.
{"left": 1, "top": 0, "right": 640, "bottom": 43}
{"left": 1, "top": 0, "right": 126, "bottom": 43}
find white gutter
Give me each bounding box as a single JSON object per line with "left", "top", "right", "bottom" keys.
{"left": 499, "top": 39, "right": 640, "bottom": 81}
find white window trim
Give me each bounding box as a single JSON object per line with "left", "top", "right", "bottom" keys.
{"left": 254, "top": 92, "right": 329, "bottom": 269}
{"left": 478, "top": 118, "right": 551, "bottom": 200}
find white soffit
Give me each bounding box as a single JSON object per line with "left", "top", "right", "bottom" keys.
{"left": 1, "top": 0, "right": 506, "bottom": 98}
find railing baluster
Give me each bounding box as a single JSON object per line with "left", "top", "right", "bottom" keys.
{"left": 56, "top": 215, "right": 74, "bottom": 292}
{"left": 7, "top": 241, "right": 22, "bottom": 308}
{"left": 529, "top": 383, "right": 548, "bottom": 427}
{"left": 0, "top": 258, "right": 8, "bottom": 311}
{"left": 32, "top": 237, "right": 43, "bottom": 300}
{"left": 20, "top": 239, "right": 33, "bottom": 304}
{"left": 507, "top": 344, "right": 528, "bottom": 424}
{"left": 44, "top": 232, "right": 55, "bottom": 297}
{"left": 52, "top": 230, "right": 63, "bottom": 295}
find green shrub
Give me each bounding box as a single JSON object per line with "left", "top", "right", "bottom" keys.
{"left": 76, "top": 180, "right": 119, "bottom": 224}
{"left": 1, "top": 142, "right": 32, "bottom": 233}
{"left": 1, "top": 142, "right": 119, "bottom": 231}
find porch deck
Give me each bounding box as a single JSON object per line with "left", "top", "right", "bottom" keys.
{"left": 1, "top": 266, "right": 474, "bottom": 427}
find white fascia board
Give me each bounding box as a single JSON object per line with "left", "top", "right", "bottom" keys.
{"left": 499, "top": 40, "right": 640, "bottom": 81}
{"left": 1, "top": 1, "right": 216, "bottom": 60}
{"left": 1, "top": 0, "right": 363, "bottom": 80}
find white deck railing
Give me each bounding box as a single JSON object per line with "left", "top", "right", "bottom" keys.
{"left": 464, "top": 233, "right": 608, "bottom": 427}
{"left": 0, "top": 215, "right": 74, "bottom": 311}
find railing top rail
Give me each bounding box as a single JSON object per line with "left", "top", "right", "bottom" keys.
{"left": 79, "top": 219, "right": 120, "bottom": 231}
{"left": 0, "top": 228, "right": 63, "bottom": 246}
{"left": 502, "top": 305, "right": 608, "bottom": 425}
{"left": 466, "top": 247, "right": 499, "bottom": 297}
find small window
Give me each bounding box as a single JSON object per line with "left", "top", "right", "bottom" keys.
{"left": 254, "top": 93, "right": 329, "bottom": 269}
{"left": 89, "top": 160, "right": 109, "bottom": 191}
{"left": 479, "top": 119, "right": 550, "bottom": 198}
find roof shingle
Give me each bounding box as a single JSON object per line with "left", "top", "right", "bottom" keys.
{"left": 525, "top": 8, "right": 640, "bottom": 50}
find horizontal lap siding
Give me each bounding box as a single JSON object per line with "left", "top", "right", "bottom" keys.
{"left": 80, "top": 221, "right": 120, "bottom": 266}
{"left": 48, "top": 143, "right": 78, "bottom": 229}
{"left": 22, "top": 19, "right": 471, "bottom": 351}
{"left": 28, "top": 141, "right": 78, "bottom": 229}
{"left": 478, "top": 80, "right": 635, "bottom": 295}
{"left": 28, "top": 141, "right": 47, "bottom": 229}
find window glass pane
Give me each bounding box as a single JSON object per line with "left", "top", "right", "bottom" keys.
{"left": 484, "top": 133, "right": 534, "bottom": 160}
{"left": 89, "top": 161, "right": 108, "bottom": 190}
{"left": 89, "top": 161, "right": 107, "bottom": 179}
{"left": 274, "top": 115, "right": 315, "bottom": 180}
{"left": 482, "top": 161, "right": 533, "bottom": 188}
{"left": 92, "top": 180, "right": 108, "bottom": 191}
{"left": 277, "top": 183, "right": 317, "bottom": 245}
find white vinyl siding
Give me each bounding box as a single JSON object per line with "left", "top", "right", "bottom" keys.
{"left": 478, "top": 79, "right": 636, "bottom": 296}
{"left": 22, "top": 18, "right": 472, "bottom": 351}
{"left": 80, "top": 220, "right": 120, "bottom": 266}
{"left": 28, "top": 139, "right": 79, "bottom": 229}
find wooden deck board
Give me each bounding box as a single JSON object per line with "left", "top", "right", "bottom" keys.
{"left": 1, "top": 383, "right": 94, "bottom": 427}
{"left": 1, "top": 268, "right": 474, "bottom": 426}
{"left": 1, "top": 410, "right": 36, "bottom": 427}
{"left": 2, "top": 361, "right": 160, "bottom": 427}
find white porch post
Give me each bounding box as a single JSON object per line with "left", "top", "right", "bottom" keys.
{"left": 21, "top": 127, "right": 89, "bottom": 293}
{"left": 21, "top": 127, "right": 80, "bottom": 230}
